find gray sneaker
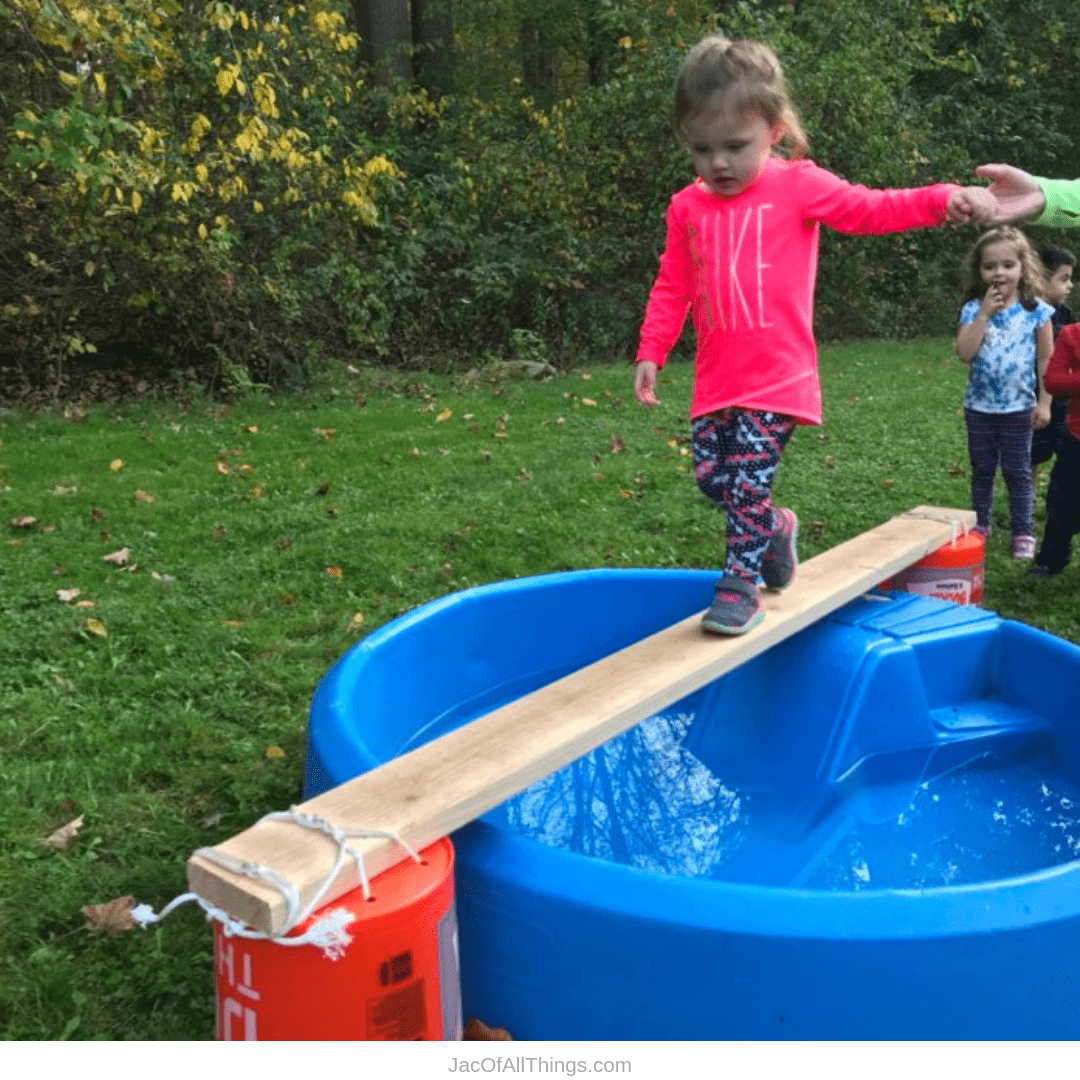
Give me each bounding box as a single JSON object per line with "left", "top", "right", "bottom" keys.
{"left": 761, "top": 507, "right": 798, "bottom": 590}
{"left": 701, "top": 573, "right": 765, "bottom": 635}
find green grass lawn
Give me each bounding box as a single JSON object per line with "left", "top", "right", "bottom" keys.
{"left": 1, "top": 337, "right": 1077, "bottom": 1039}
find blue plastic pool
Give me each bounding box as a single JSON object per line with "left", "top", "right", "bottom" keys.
{"left": 304, "top": 570, "right": 1080, "bottom": 1039}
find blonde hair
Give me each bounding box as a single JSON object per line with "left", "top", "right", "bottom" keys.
{"left": 673, "top": 35, "right": 809, "bottom": 158}
{"left": 961, "top": 226, "right": 1048, "bottom": 311}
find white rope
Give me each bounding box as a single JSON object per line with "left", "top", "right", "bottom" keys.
{"left": 130, "top": 807, "right": 423, "bottom": 960}
{"left": 900, "top": 509, "right": 969, "bottom": 547}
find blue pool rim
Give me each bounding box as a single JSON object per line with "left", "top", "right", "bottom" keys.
{"left": 306, "top": 568, "right": 1080, "bottom": 941}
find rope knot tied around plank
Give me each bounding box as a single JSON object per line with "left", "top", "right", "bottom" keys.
{"left": 899, "top": 509, "right": 971, "bottom": 546}
{"left": 130, "top": 807, "right": 422, "bottom": 959}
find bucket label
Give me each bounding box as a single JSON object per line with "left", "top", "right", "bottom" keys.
{"left": 438, "top": 899, "right": 463, "bottom": 1041}
{"left": 216, "top": 937, "right": 261, "bottom": 1041}
{"left": 367, "top": 978, "right": 427, "bottom": 1040}
{"left": 904, "top": 577, "right": 971, "bottom": 605}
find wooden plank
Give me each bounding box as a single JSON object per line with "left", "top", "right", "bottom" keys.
{"left": 188, "top": 505, "right": 975, "bottom": 934}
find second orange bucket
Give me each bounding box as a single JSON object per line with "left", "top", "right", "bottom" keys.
{"left": 883, "top": 530, "right": 985, "bottom": 605}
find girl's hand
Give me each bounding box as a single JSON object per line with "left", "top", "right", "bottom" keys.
{"left": 1033, "top": 402, "right": 1051, "bottom": 430}
{"left": 946, "top": 186, "right": 997, "bottom": 225}
{"left": 634, "top": 361, "right": 659, "bottom": 406}
{"left": 979, "top": 287, "right": 1007, "bottom": 319}
{"left": 974, "top": 164, "right": 1047, "bottom": 222}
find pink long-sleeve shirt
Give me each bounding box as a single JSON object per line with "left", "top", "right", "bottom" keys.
{"left": 637, "top": 157, "right": 959, "bottom": 424}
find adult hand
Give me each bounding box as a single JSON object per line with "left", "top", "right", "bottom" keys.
{"left": 975, "top": 164, "right": 1047, "bottom": 222}
{"left": 634, "top": 361, "right": 659, "bottom": 406}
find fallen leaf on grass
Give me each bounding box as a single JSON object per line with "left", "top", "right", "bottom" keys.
{"left": 581, "top": 398, "right": 598, "bottom": 407}
{"left": 610, "top": 434, "right": 626, "bottom": 454}
{"left": 82, "top": 895, "right": 137, "bottom": 936}
{"left": 56, "top": 588, "right": 82, "bottom": 603}
{"left": 325, "top": 566, "right": 342, "bottom": 578}
{"left": 435, "top": 408, "right": 453, "bottom": 422}
{"left": 315, "top": 427, "right": 337, "bottom": 440}
{"left": 102, "top": 547, "right": 130, "bottom": 566}
{"left": 52, "top": 484, "right": 77, "bottom": 496}
{"left": 316, "top": 482, "right": 330, "bottom": 496}
{"left": 74, "top": 599, "right": 96, "bottom": 609}
{"left": 348, "top": 612, "right": 364, "bottom": 630}
{"left": 215, "top": 460, "right": 231, "bottom": 476}
{"left": 44, "top": 815, "right": 84, "bottom": 850}
{"left": 89, "top": 506, "right": 107, "bottom": 521}
{"left": 133, "top": 489, "right": 156, "bottom": 504}
{"left": 264, "top": 745, "right": 286, "bottom": 760}
{"left": 10, "top": 515, "right": 36, "bottom": 528}
{"left": 108, "top": 459, "right": 123, "bottom": 472}
{"left": 222, "top": 619, "right": 244, "bottom": 628}
{"left": 151, "top": 572, "right": 176, "bottom": 584}
{"left": 252, "top": 483, "right": 265, "bottom": 498}
{"left": 84, "top": 618, "right": 107, "bottom": 637}
{"left": 244, "top": 425, "right": 259, "bottom": 435}
{"left": 464, "top": 1018, "right": 513, "bottom": 1041}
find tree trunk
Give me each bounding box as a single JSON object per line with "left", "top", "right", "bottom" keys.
{"left": 520, "top": 18, "right": 554, "bottom": 98}
{"left": 352, "top": 0, "right": 413, "bottom": 85}
{"left": 412, "top": 0, "right": 454, "bottom": 95}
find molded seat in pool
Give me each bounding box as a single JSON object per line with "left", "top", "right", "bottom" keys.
{"left": 680, "top": 592, "right": 1053, "bottom": 883}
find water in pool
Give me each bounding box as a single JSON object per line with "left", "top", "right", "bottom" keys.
{"left": 495, "top": 713, "right": 1080, "bottom": 889}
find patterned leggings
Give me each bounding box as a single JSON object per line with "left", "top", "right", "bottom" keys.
{"left": 964, "top": 408, "right": 1034, "bottom": 536}
{"left": 691, "top": 408, "right": 795, "bottom": 585}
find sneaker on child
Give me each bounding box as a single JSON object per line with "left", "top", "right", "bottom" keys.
{"left": 1012, "top": 535, "right": 1036, "bottom": 560}
{"left": 701, "top": 573, "right": 765, "bottom": 636}
{"left": 761, "top": 507, "right": 798, "bottom": 590}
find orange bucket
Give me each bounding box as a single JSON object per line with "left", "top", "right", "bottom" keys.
{"left": 883, "top": 531, "right": 985, "bottom": 605}
{"left": 214, "top": 837, "right": 461, "bottom": 1041}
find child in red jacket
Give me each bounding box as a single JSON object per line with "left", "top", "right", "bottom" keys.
{"left": 1032, "top": 322, "right": 1080, "bottom": 575}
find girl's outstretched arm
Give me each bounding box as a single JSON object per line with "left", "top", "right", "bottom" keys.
{"left": 975, "top": 164, "right": 1047, "bottom": 222}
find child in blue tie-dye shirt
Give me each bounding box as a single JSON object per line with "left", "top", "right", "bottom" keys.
{"left": 956, "top": 226, "right": 1054, "bottom": 560}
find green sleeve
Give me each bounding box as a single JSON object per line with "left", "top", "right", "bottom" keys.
{"left": 1032, "top": 177, "right": 1080, "bottom": 228}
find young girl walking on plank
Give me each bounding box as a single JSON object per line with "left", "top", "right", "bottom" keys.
{"left": 633, "top": 33, "right": 995, "bottom": 635}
